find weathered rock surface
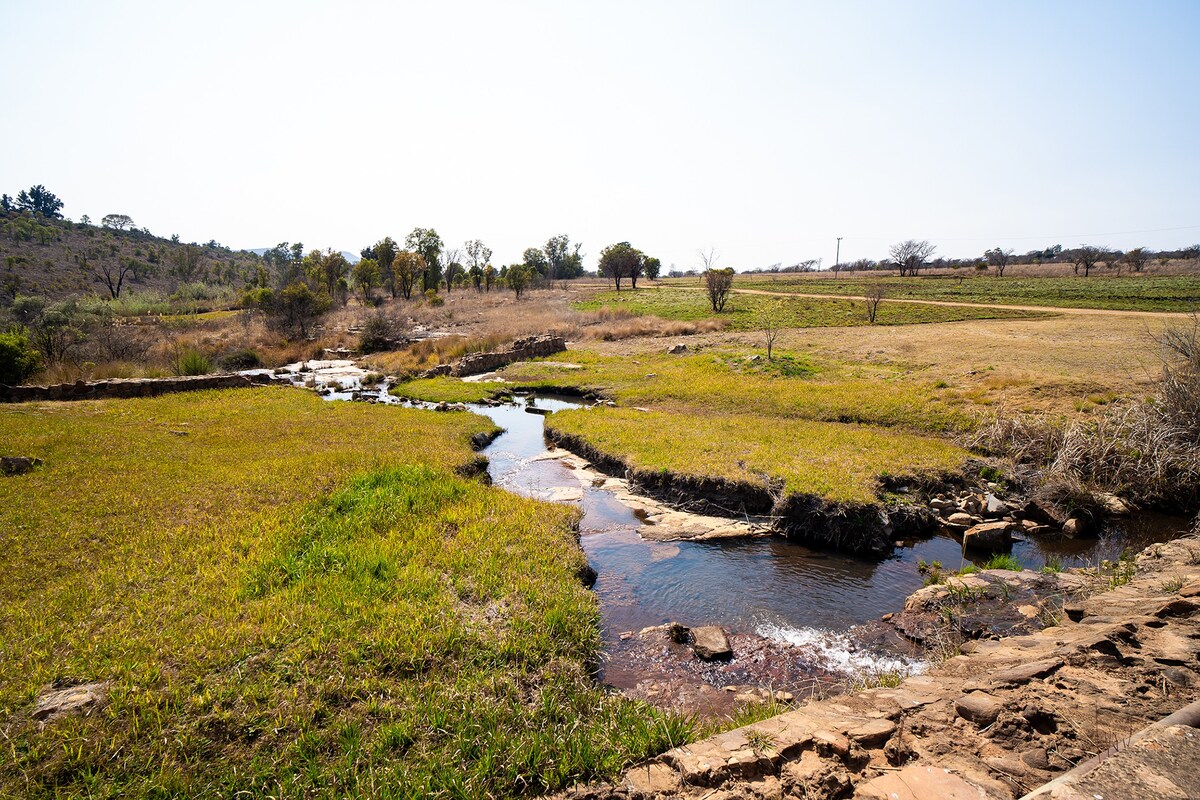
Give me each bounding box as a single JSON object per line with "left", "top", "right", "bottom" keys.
{"left": 962, "top": 521, "right": 1015, "bottom": 551}
{"left": 419, "top": 334, "right": 566, "bottom": 378}
{"left": 691, "top": 626, "right": 733, "bottom": 661}
{"left": 32, "top": 681, "right": 109, "bottom": 722}
{"left": 1, "top": 456, "right": 42, "bottom": 475}
{"left": 0, "top": 373, "right": 270, "bottom": 403}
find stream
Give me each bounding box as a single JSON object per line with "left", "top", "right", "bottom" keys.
{"left": 264, "top": 360, "right": 1192, "bottom": 712}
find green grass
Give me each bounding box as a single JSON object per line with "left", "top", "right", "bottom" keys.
{"left": 982, "top": 553, "right": 1022, "bottom": 571}
{"left": 502, "top": 349, "right": 973, "bottom": 433}
{"left": 546, "top": 407, "right": 968, "bottom": 505}
{"left": 720, "top": 274, "right": 1200, "bottom": 312}
{"left": 0, "top": 388, "right": 688, "bottom": 797}
{"left": 575, "top": 287, "right": 1054, "bottom": 329}
{"left": 391, "top": 376, "right": 512, "bottom": 404}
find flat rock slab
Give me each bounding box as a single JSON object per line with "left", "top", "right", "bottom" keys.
{"left": 1029, "top": 724, "right": 1200, "bottom": 800}
{"left": 955, "top": 691, "right": 1003, "bottom": 726}
{"left": 988, "top": 658, "right": 1063, "bottom": 686}
{"left": 33, "top": 681, "right": 109, "bottom": 721}
{"left": 857, "top": 765, "right": 993, "bottom": 799}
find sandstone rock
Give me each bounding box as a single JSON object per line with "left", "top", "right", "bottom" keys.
{"left": 666, "top": 343, "right": 688, "bottom": 354}
{"left": 947, "top": 512, "right": 975, "bottom": 526}
{"left": 846, "top": 717, "right": 896, "bottom": 748}
{"left": 1020, "top": 746, "right": 1050, "bottom": 770}
{"left": 955, "top": 691, "right": 1002, "bottom": 726}
{"left": 1180, "top": 582, "right": 1200, "bottom": 598}
{"left": 1, "top": 456, "right": 42, "bottom": 476}
{"left": 33, "top": 682, "right": 108, "bottom": 721}
{"left": 691, "top": 625, "right": 733, "bottom": 660}
{"left": 1062, "top": 516, "right": 1092, "bottom": 537}
{"left": 1022, "top": 498, "right": 1066, "bottom": 527}
{"left": 781, "top": 750, "right": 851, "bottom": 799}
{"left": 1154, "top": 598, "right": 1200, "bottom": 618}
{"left": 1096, "top": 492, "right": 1131, "bottom": 514}
{"left": 812, "top": 729, "right": 851, "bottom": 759}
{"left": 962, "top": 521, "right": 1014, "bottom": 552}
{"left": 623, "top": 761, "right": 679, "bottom": 795}
{"left": 988, "top": 658, "right": 1062, "bottom": 686}
{"left": 984, "top": 493, "right": 1009, "bottom": 517}
{"left": 856, "top": 765, "right": 990, "bottom": 799}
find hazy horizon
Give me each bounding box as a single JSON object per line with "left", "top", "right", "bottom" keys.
{"left": 3, "top": 1, "right": 1198, "bottom": 271}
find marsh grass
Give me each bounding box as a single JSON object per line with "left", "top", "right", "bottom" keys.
{"left": 390, "top": 376, "right": 512, "bottom": 404}
{"left": 0, "top": 388, "right": 688, "bottom": 797}
{"left": 546, "top": 407, "right": 967, "bottom": 505}
{"left": 574, "top": 287, "right": 1053, "bottom": 329}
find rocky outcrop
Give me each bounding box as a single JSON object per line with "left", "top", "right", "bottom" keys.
{"left": 419, "top": 335, "right": 566, "bottom": 379}
{"left": 1, "top": 456, "right": 42, "bottom": 476}
{"left": 560, "top": 536, "right": 1200, "bottom": 800}
{"left": 0, "top": 373, "right": 271, "bottom": 403}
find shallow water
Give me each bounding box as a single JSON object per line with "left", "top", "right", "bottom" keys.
{"left": 277, "top": 364, "right": 1191, "bottom": 673}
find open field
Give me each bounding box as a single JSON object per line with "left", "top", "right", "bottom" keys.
{"left": 546, "top": 407, "right": 968, "bottom": 505}
{"left": 707, "top": 273, "right": 1200, "bottom": 312}
{"left": 0, "top": 388, "right": 688, "bottom": 797}
{"left": 575, "top": 286, "right": 1054, "bottom": 330}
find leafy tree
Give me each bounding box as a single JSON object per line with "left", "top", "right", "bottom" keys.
{"left": 598, "top": 242, "right": 644, "bottom": 291}
{"left": 704, "top": 268, "right": 734, "bottom": 312}
{"left": 507, "top": 265, "right": 532, "bottom": 299}
{"left": 353, "top": 257, "right": 382, "bottom": 303}
{"left": 79, "top": 214, "right": 91, "bottom": 226}
{"left": 169, "top": 245, "right": 207, "bottom": 284}
{"left": 306, "top": 249, "right": 351, "bottom": 297}
{"left": 522, "top": 247, "right": 548, "bottom": 276}
{"left": 985, "top": 247, "right": 1014, "bottom": 277}
{"left": 15, "top": 185, "right": 64, "bottom": 218}
{"left": 0, "top": 327, "right": 40, "bottom": 384}
{"left": 544, "top": 235, "right": 584, "bottom": 279}
{"left": 464, "top": 239, "right": 492, "bottom": 274}
{"left": 371, "top": 237, "right": 399, "bottom": 297}
{"left": 392, "top": 251, "right": 425, "bottom": 300}
{"left": 0, "top": 194, "right": 11, "bottom": 212}
{"left": 102, "top": 214, "right": 135, "bottom": 231}
{"left": 643, "top": 256, "right": 662, "bottom": 281}
{"left": 484, "top": 264, "right": 496, "bottom": 292}
{"left": 405, "top": 228, "right": 443, "bottom": 292}
{"left": 275, "top": 282, "right": 332, "bottom": 338}
{"left": 889, "top": 240, "right": 936, "bottom": 276}
{"left": 469, "top": 264, "right": 484, "bottom": 290}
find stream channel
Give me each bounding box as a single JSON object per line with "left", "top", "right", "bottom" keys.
{"left": 270, "top": 359, "right": 1191, "bottom": 714}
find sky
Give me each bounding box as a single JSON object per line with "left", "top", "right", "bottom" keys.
{"left": 2, "top": 1, "right": 1198, "bottom": 271}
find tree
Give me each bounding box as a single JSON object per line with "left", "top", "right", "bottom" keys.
{"left": 643, "top": 256, "right": 662, "bottom": 281}
{"left": 353, "top": 257, "right": 382, "bottom": 303}
{"left": 985, "top": 247, "right": 1014, "bottom": 277}
{"left": 704, "top": 268, "right": 735, "bottom": 312}
{"left": 92, "top": 257, "right": 145, "bottom": 299}
{"left": 889, "top": 240, "right": 936, "bottom": 276}
{"left": 1071, "top": 245, "right": 1111, "bottom": 277}
{"left": 1125, "top": 247, "right": 1151, "bottom": 274}
{"left": 79, "top": 214, "right": 91, "bottom": 226}
{"left": 15, "top": 185, "right": 64, "bottom": 218}
{"left": 598, "top": 242, "right": 643, "bottom": 291}
{"left": 101, "top": 214, "right": 135, "bottom": 231}
{"left": 464, "top": 239, "right": 492, "bottom": 274}
{"left": 405, "top": 228, "right": 443, "bottom": 292}
{"left": 275, "top": 282, "right": 332, "bottom": 338}
{"left": 365, "top": 237, "right": 399, "bottom": 297}
{"left": 0, "top": 326, "right": 40, "bottom": 385}
{"left": 544, "top": 235, "right": 584, "bottom": 279}
{"left": 483, "top": 264, "right": 496, "bottom": 292}
{"left": 864, "top": 282, "right": 887, "bottom": 323}
{"left": 522, "top": 247, "right": 548, "bottom": 276}
{"left": 392, "top": 251, "right": 424, "bottom": 300}
{"left": 508, "top": 265, "right": 532, "bottom": 299}
{"left": 307, "top": 249, "right": 350, "bottom": 297}
{"left": 442, "top": 247, "right": 462, "bottom": 294}
{"left": 760, "top": 300, "right": 786, "bottom": 361}
{"left": 468, "top": 264, "right": 483, "bottom": 290}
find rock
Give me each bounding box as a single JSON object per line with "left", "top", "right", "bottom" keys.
{"left": 1180, "top": 582, "right": 1200, "bottom": 598}
{"left": 846, "top": 717, "right": 896, "bottom": 748}
{"left": 812, "top": 729, "right": 851, "bottom": 759}
{"left": 691, "top": 625, "right": 733, "bottom": 660}
{"left": 782, "top": 750, "right": 851, "bottom": 798}
{"left": 962, "top": 521, "right": 1014, "bottom": 552}
{"left": 988, "top": 658, "right": 1062, "bottom": 686}
{"left": 955, "top": 691, "right": 1002, "bottom": 726}
{"left": 1062, "top": 516, "right": 1092, "bottom": 537}
{"left": 666, "top": 343, "right": 688, "bottom": 354}
{"left": 1020, "top": 747, "right": 1050, "bottom": 770}
{"left": 985, "top": 756, "right": 1029, "bottom": 777}
{"left": 1022, "top": 499, "right": 1066, "bottom": 527}
{"left": 856, "top": 765, "right": 991, "bottom": 799}
{"left": 984, "top": 493, "right": 1010, "bottom": 517}
{"left": 1, "top": 456, "right": 42, "bottom": 476}
{"left": 32, "top": 681, "right": 109, "bottom": 721}
{"left": 624, "top": 761, "right": 680, "bottom": 795}
{"left": 1154, "top": 598, "right": 1200, "bottom": 618}
{"left": 1096, "top": 492, "right": 1131, "bottom": 514}
{"left": 930, "top": 498, "right": 952, "bottom": 511}
{"left": 946, "top": 512, "right": 975, "bottom": 526}
{"left": 668, "top": 622, "right": 690, "bottom": 643}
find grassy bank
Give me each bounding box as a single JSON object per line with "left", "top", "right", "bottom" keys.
{"left": 501, "top": 349, "right": 972, "bottom": 433}
{"left": 724, "top": 274, "right": 1200, "bottom": 312}
{"left": 575, "top": 287, "right": 1053, "bottom": 330}
{"left": 390, "top": 375, "right": 512, "bottom": 404}
{"left": 0, "top": 388, "right": 687, "bottom": 797}
{"left": 546, "top": 407, "right": 968, "bottom": 505}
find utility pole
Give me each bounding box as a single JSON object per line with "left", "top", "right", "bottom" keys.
{"left": 835, "top": 237, "right": 842, "bottom": 275}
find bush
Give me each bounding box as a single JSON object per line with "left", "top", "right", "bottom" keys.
{"left": 424, "top": 289, "right": 444, "bottom": 307}
{"left": 358, "top": 313, "right": 396, "bottom": 354}
{"left": 219, "top": 348, "right": 261, "bottom": 370}
{"left": 240, "top": 287, "right": 275, "bottom": 310}
{"left": 173, "top": 348, "right": 212, "bottom": 376}
{"left": 0, "top": 327, "right": 40, "bottom": 385}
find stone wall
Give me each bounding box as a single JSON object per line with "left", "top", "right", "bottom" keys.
{"left": 0, "top": 373, "right": 271, "bottom": 403}
{"left": 420, "top": 334, "right": 566, "bottom": 379}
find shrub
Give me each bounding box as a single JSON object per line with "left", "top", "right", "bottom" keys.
{"left": 0, "top": 327, "right": 40, "bottom": 384}
{"left": 424, "top": 288, "right": 444, "bottom": 307}
{"left": 173, "top": 348, "right": 212, "bottom": 376}
{"left": 219, "top": 348, "right": 261, "bottom": 370}
{"left": 358, "top": 313, "right": 395, "bottom": 354}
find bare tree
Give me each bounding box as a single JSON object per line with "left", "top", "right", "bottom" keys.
{"left": 704, "top": 268, "right": 734, "bottom": 312}
{"left": 442, "top": 247, "right": 462, "bottom": 293}
{"left": 1071, "top": 245, "right": 1111, "bottom": 277}
{"left": 888, "top": 240, "right": 936, "bottom": 277}
{"left": 864, "top": 282, "right": 886, "bottom": 323}
{"left": 1125, "top": 247, "right": 1150, "bottom": 274}
{"left": 698, "top": 247, "right": 719, "bottom": 273}
{"left": 985, "top": 247, "right": 1014, "bottom": 277}
{"left": 760, "top": 300, "right": 786, "bottom": 360}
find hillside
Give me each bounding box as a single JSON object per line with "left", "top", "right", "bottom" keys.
{"left": 0, "top": 209, "right": 263, "bottom": 301}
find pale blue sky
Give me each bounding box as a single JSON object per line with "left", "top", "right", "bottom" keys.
{"left": 2, "top": 1, "right": 1198, "bottom": 270}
